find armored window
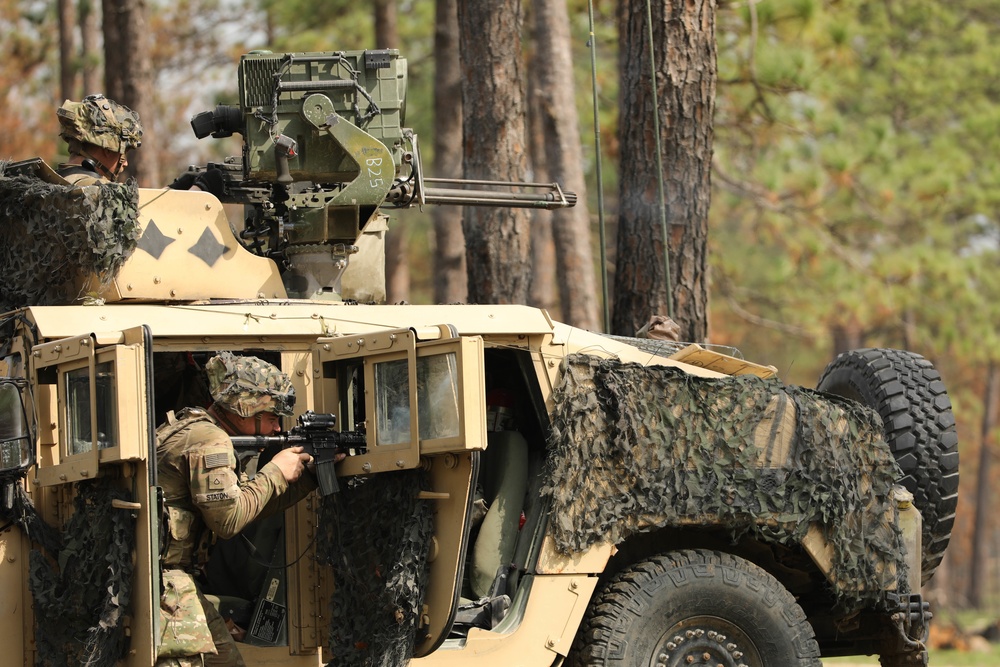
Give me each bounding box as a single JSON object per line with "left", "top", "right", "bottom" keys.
{"left": 416, "top": 352, "right": 460, "bottom": 441}
{"left": 32, "top": 332, "right": 149, "bottom": 487}
{"left": 374, "top": 358, "right": 411, "bottom": 446}
{"left": 66, "top": 361, "right": 118, "bottom": 454}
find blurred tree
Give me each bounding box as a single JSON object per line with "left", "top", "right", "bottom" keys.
{"left": 58, "top": 0, "right": 74, "bottom": 100}
{"left": 712, "top": 0, "right": 1000, "bottom": 364}
{"left": 0, "top": 1, "right": 57, "bottom": 159}
{"left": 103, "top": 0, "right": 158, "bottom": 185}
{"left": 526, "top": 26, "right": 557, "bottom": 314}
{"left": 969, "top": 364, "right": 998, "bottom": 607}
{"left": 457, "top": 1, "right": 533, "bottom": 304}
{"left": 533, "top": 0, "right": 599, "bottom": 330}
{"left": 613, "top": 0, "right": 716, "bottom": 340}
{"left": 375, "top": 0, "right": 410, "bottom": 304}
{"left": 80, "top": 0, "right": 99, "bottom": 93}
{"left": 432, "top": 0, "right": 467, "bottom": 304}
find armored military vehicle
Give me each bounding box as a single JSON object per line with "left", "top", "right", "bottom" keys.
{"left": 0, "top": 49, "right": 957, "bottom": 667}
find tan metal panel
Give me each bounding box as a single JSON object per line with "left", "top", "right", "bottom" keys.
{"left": 412, "top": 574, "right": 598, "bottom": 664}
{"left": 25, "top": 304, "right": 557, "bottom": 341}
{"left": 0, "top": 525, "right": 25, "bottom": 664}
{"left": 89, "top": 188, "right": 287, "bottom": 302}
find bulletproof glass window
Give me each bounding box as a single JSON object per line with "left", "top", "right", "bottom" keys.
{"left": 66, "top": 361, "right": 118, "bottom": 454}
{"left": 374, "top": 358, "right": 410, "bottom": 446}
{"left": 0, "top": 379, "right": 32, "bottom": 471}
{"left": 416, "top": 352, "right": 460, "bottom": 441}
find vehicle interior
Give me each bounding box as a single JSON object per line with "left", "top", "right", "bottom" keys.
{"left": 149, "top": 343, "right": 554, "bottom": 649}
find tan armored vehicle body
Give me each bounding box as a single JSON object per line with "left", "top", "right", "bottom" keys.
{"left": 0, "top": 49, "right": 957, "bottom": 667}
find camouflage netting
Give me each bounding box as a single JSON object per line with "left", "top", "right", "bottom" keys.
{"left": 0, "top": 478, "right": 61, "bottom": 557}
{"left": 23, "top": 478, "right": 136, "bottom": 667}
{"left": 317, "top": 470, "right": 433, "bottom": 667}
{"left": 541, "top": 354, "right": 908, "bottom": 610}
{"left": 0, "top": 162, "right": 140, "bottom": 313}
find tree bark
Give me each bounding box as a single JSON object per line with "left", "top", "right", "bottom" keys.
{"left": 374, "top": 0, "right": 409, "bottom": 304}
{"left": 101, "top": 0, "right": 123, "bottom": 101}
{"left": 457, "top": 0, "right": 532, "bottom": 304}
{"left": 533, "top": 0, "right": 599, "bottom": 330}
{"left": 80, "top": 0, "right": 100, "bottom": 94}
{"left": 612, "top": 0, "right": 715, "bottom": 340}
{"left": 526, "top": 22, "right": 556, "bottom": 312}
{"left": 831, "top": 322, "right": 864, "bottom": 356}
{"left": 432, "top": 0, "right": 468, "bottom": 304}
{"left": 374, "top": 0, "right": 398, "bottom": 46}
{"left": 58, "top": 0, "right": 75, "bottom": 102}
{"left": 968, "top": 362, "right": 998, "bottom": 608}
{"left": 102, "top": 0, "right": 159, "bottom": 186}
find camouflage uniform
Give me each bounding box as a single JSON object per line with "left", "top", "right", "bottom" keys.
{"left": 156, "top": 353, "right": 315, "bottom": 666}
{"left": 55, "top": 94, "right": 142, "bottom": 185}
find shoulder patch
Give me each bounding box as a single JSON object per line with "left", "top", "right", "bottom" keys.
{"left": 203, "top": 452, "right": 231, "bottom": 469}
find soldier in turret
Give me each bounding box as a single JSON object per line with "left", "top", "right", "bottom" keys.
{"left": 156, "top": 352, "right": 324, "bottom": 666}
{"left": 55, "top": 93, "right": 143, "bottom": 185}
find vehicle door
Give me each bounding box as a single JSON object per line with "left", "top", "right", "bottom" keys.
{"left": 314, "top": 325, "right": 486, "bottom": 656}
{"left": 13, "top": 326, "right": 159, "bottom": 666}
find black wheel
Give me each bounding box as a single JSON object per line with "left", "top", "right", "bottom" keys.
{"left": 569, "top": 550, "right": 821, "bottom": 667}
{"left": 817, "top": 348, "right": 959, "bottom": 585}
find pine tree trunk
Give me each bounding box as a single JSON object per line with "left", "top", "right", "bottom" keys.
{"left": 58, "top": 0, "right": 75, "bottom": 102}
{"left": 526, "top": 24, "right": 556, "bottom": 313}
{"left": 612, "top": 0, "right": 715, "bottom": 340}
{"left": 457, "top": 0, "right": 532, "bottom": 304}
{"left": 533, "top": 0, "right": 599, "bottom": 330}
{"left": 831, "top": 323, "right": 864, "bottom": 355}
{"left": 80, "top": 0, "right": 100, "bottom": 94}
{"left": 432, "top": 0, "right": 467, "bottom": 304}
{"left": 101, "top": 0, "right": 122, "bottom": 101}
{"left": 968, "top": 363, "right": 997, "bottom": 608}
{"left": 102, "top": 0, "right": 158, "bottom": 186}
{"left": 374, "top": 0, "right": 408, "bottom": 303}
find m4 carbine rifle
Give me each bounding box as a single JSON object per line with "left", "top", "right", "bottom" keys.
{"left": 230, "top": 410, "right": 365, "bottom": 496}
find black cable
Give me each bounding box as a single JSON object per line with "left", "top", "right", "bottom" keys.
{"left": 238, "top": 528, "right": 318, "bottom": 571}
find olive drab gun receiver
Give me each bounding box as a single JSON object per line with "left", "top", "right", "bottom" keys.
{"left": 188, "top": 49, "right": 575, "bottom": 298}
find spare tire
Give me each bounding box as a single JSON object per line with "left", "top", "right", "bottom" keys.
{"left": 817, "top": 348, "right": 959, "bottom": 585}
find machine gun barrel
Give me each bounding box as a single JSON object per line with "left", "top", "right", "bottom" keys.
{"left": 386, "top": 176, "right": 576, "bottom": 210}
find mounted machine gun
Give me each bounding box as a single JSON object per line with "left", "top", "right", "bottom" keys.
{"left": 186, "top": 49, "right": 575, "bottom": 299}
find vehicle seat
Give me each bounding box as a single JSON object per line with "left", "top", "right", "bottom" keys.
{"left": 470, "top": 430, "right": 529, "bottom": 599}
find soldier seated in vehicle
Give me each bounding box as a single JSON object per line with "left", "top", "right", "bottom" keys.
{"left": 156, "top": 352, "right": 325, "bottom": 667}
{"left": 55, "top": 94, "right": 143, "bottom": 185}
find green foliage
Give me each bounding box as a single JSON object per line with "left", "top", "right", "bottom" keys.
{"left": 0, "top": 0, "right": 60, "bottom": 160}
{"left": 712, "top": 0, "right": 1000, "bottom": 372}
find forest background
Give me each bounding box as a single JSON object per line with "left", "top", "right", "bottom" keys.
{"left": 1, "top": 0, "right": 999, "bottom": 627}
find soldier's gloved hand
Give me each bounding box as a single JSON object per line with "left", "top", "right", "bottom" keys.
{"left": 192, "top": 167, "right": 227, "bottom": 198}
{"left": 304, "top": 452, "right": 346, "bottom": 475}
{"left": 270, "top": 446, "right": 313, "bottom": 483}
{"left": 168, "top": 171, "right": 199, "bottom": 190}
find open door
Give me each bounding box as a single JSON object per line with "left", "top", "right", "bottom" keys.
{"left": 313, "top": 325, "right": 487, "bottom": 656}
{"left": 26, "top": 325, "right": 159, "bottom": 666}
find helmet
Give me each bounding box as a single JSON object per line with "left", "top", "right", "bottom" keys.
{"left": 205, "top": 352, "right": 295, "bottom": 418}
{"left": 57, "top": 94, "right": 143, "bottom": 155}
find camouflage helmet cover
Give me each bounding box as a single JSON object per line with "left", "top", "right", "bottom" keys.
{"left": 206, "top": 352, "right": 295, "bottom": 418}
{"left": 57, "top": 94, "right": 143, "bottom": 155}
